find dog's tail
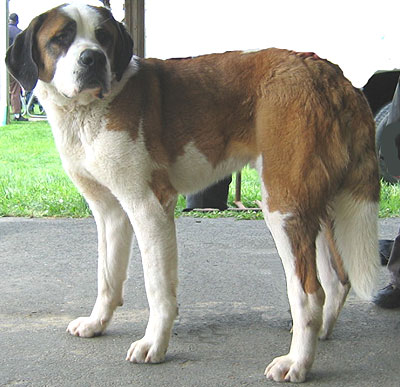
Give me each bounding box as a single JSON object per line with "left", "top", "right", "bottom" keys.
{"left": 331, "top": 191, "right": 380, "bottom": 300}
{"left": 329, "top": 94, "right": 380, "bottom": 301}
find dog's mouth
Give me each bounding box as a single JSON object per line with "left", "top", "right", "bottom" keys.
{"left": 78, "top": 74, "right": 110, "bottom": 99}
{"left": 59, "top": 73, "right": 110, "bottom": 100}
{"left": 79, "top": 84, "right": 109, "bottom": 99}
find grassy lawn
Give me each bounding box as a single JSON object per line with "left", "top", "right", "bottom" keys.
{"left": 0, "top": 121, "right": 90, "bottom": 217}
{"left": 1, "top": 120, "right": 399, "bottom": 219}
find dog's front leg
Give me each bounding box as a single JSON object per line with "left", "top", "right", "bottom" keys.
{"left": 125, "top": 198, "right": 178, "bottom": 364}
{"left": 67, "top": 179, "right": 133, "bottom": 337}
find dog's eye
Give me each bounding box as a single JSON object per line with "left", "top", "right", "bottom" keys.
{"left": 51, "top": 23, "right": 76, "bottom": 48}
{"left": 53, "top": 32, "right": 69, "bottom": 45}
{"left": 95, "top": 29, "right": 111, "bottom": 46}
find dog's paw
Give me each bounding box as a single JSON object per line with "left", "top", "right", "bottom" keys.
{"left": 265, "top": 355, "right": 308, "bottom": 383}
{"left": 126, "top": 338, "right": 166, "bottom": 364}
{"left": 66, "top": 317, "right": 105, "bottom": 338}
{"left": 318, "top": 327, "right": 331, "bottom": 341}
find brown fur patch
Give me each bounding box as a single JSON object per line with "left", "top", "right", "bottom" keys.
{"left": 340, "top": 90, "right": 380, "bottom": 203}
{"left": 148, "top": 169, "right": 177, "bottom": 210}
{"left": 285, "top": 215, "right": 322, "bottom": 294}
{"left": 35, "top": 9, "right": 75, "bottom": 82}
{"left": 249, "top": 49, "right": 378, "bottom": 293}
{"left": 109, "top": 53, "right": 264, "bottom": 167}
{"left": 324, "top": 222, "right": 349, "bottom": 285}
{"left": 106, "top": 77, "right": 142, "bottom": 142}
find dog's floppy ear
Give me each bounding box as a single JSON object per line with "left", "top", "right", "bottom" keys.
{"left": 5, "top": 13, "right": 47, "bottom": 91}
{"left": 113, "top": 20, "right": 134, "bottom": 81}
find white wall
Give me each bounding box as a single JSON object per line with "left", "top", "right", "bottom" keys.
{"left": 5, "top": 0, "right": 400, "bottom": 88}
{"left": 145, "top": 0, "right": 400, "bottom": 87}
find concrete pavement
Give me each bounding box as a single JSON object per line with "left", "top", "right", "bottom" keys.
{"left": 0, "top": 216, "right": 399, "bottom": 386}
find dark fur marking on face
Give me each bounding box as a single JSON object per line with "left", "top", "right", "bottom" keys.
{"left": 46, "top": 20, "right": 77, "bottom": 56}
{"left": 88, "top": 5, "right": 133, "bottom": 81}
{"left": 34, "top": 10, "right": 77, "bottom": 82}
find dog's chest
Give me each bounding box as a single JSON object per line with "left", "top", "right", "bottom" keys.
{"left": 49, "top": 104, "right": 110, "bottom": 175}
{"left": 48, "top": 103, "right": 155, "bottom": 194}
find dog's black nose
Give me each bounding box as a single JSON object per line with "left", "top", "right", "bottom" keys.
{"left": 79, "top": 49, "right": 106, "bottom": 68}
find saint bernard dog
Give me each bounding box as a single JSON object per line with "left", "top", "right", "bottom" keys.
{"left": 6, "top": 3, "right": 380, "bottom": 383}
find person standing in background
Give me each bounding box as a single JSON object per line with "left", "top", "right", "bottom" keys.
{"left": 8, "top": 13, "right": 27, "bottom": 121}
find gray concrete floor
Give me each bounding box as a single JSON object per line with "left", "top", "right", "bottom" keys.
{"left": 1, "top": 217, "right": 399, "bottom": 386}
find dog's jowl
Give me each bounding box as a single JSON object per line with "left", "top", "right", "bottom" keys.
{"left": 6, "top": 3, "right": 380, "bottom": 383}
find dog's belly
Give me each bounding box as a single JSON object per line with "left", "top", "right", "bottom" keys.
{"left": 168, "top": 142, "right": 253, "bottom": 194}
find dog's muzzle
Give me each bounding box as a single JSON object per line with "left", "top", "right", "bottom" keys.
{"left": 77, "top": 49, "right": 109, "bottom": 98}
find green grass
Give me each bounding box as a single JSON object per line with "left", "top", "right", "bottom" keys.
{"left": 1, "top": 121, "right": 400, "bottom": 219}
{"left": 0, "top": 121, "right": 90, "bottom": 217}
{"left": 379, "top": 181, "right": 400, "bottom": 218}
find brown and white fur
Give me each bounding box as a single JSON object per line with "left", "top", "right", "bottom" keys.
{"left": 6, "top": 3, "right": 380, "bottom": 382}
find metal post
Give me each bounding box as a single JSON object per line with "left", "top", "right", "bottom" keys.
{"left": 234, "top": 171, "right": 246, "bottom": 209}
{"left": 125, "top": 0, "right": 145, "bottom": 58}
{"left": 235, "top": 171, "right": 241, "bottom": 202}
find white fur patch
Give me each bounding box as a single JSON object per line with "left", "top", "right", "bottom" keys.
{"left": 331, "top": 191, "right": 379, "bottom": 300}
{"left": 169, "top": 142, "right": 251, "bottom": 194}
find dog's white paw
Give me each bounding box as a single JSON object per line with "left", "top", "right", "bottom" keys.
{"left": 126, "top": 338, "right": 166, "bottom": 364}
{"left": 66, "top": 317, "right": 105, "bottom": 338}
{"left": 318, "top": 326, "right": 331, "bottom": 341}
{"left": 265, "top": 355, "right": 308, "bottom": 383}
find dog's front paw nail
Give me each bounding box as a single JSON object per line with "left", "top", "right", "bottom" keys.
{"left": 126, "top": 338, "right": 166, "bottom": 364}
{"left": 67, "top": 317, "right": 104, "bottom": 338}
{"left": 265, "top": 355, "right": 308, "bottom": 383}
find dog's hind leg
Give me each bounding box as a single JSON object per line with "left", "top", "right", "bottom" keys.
{"left": 67, "top": 177, "right": 133, "bottom": 338}
{"left": 316, "top": 223, "right": 350, "bottom": 340}
{"left": 261, "top": 189, "right": 325, "bottom": 382}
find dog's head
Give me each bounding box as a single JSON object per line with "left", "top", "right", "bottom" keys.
{"left": 5, "top": 3, "right": 133, "bottom": 100}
